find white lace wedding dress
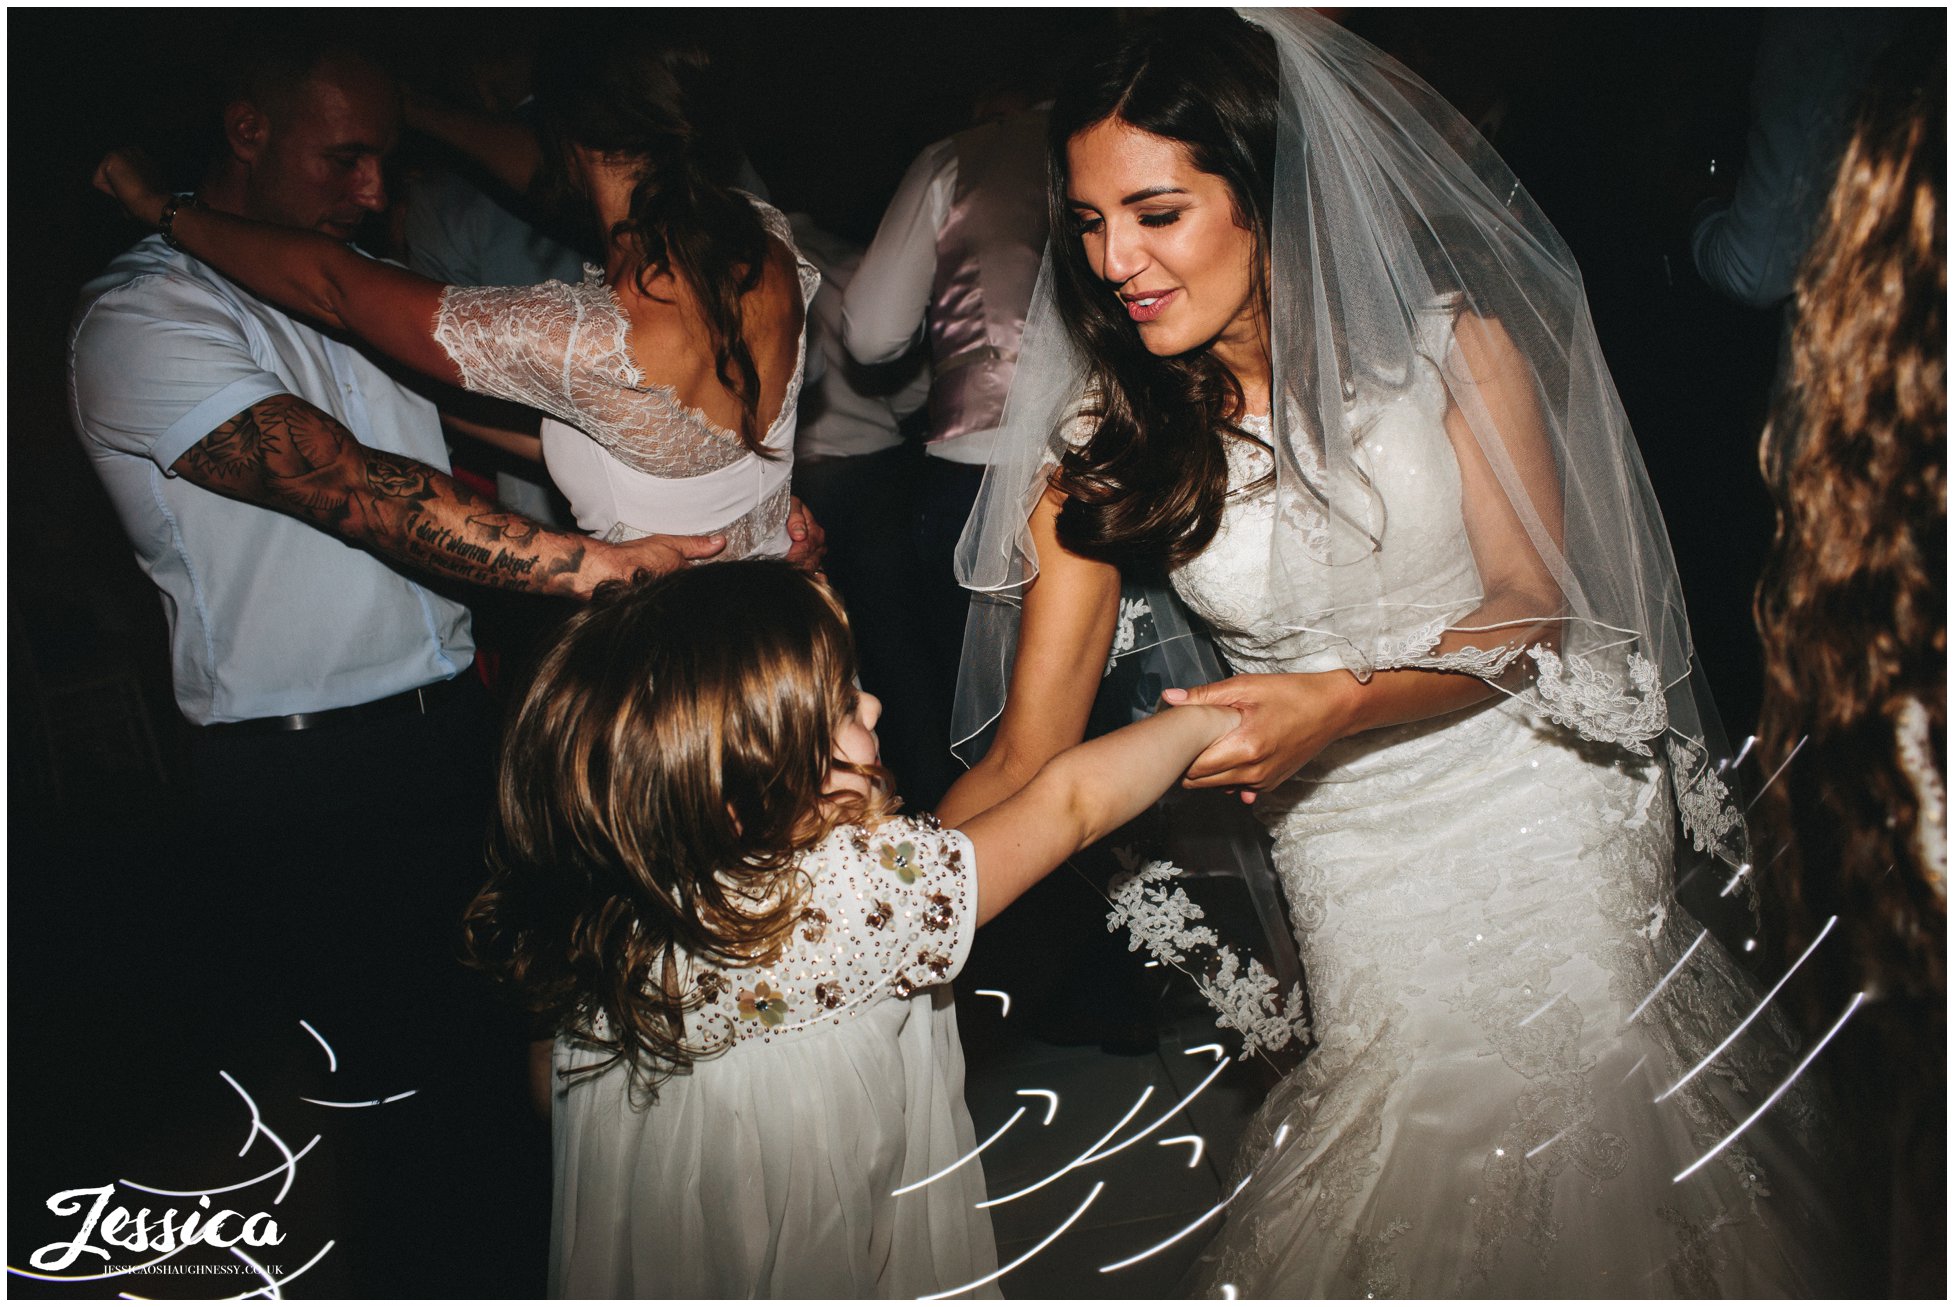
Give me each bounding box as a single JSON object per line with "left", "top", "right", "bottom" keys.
{"left": 432, "top": 198, "right": 818, "bottom": 556}
{"left": 1170, "top": 344, "right": 1842, "bottom": 1295}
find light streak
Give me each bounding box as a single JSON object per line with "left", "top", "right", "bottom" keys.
{"left": 1516, "top": 994, "right": 1560, "bottom": 1027}
{"left": 974, "top": 989, "right": 1011, "bottom": 1018}
{"left": 1743, "top": 735, "right": 1807, "bottom": 812}
{"left": 1016, "top": 1088, "right": 1060, "bottom": 1126}
{"left": 1272, "top": 1123, "right": 1290, "bottom": 1150}
{"left": 227, "top": 1244, "right": 280, "bottom": 1301}
{"left": 892, "top": 1107, "right": 1026, "bottom": 1196}
{"left": 1185, "top": 1043, "right": 1225, "bottom": 1061}
{"left": 1098, "top": 1174, "right": 1254, "bottom": 1274}
{"left": 1655, "top": 916, "right": 1837, "bottom": 1104}
{"left": 1221, "top": 1285, "right": 1239, "bottom": 1299}
{"left": 1618, "top": 1054, "right": 1650, "bottom": 1085}
{"left": 1070, "top": 1057, "right": 1233, "bottom": 1169}
{"left": 299, "top": 1090, "right": 418, "bottom": 1109}
{"left": 297, "top": 1020, "right": 337, "bottom": 1073}
{"left": 1674, "top": 992, "right": 1866, "bottom": 1183}
{"left": 220, "top": 1073, "right": 299, "bottom": 1205}
{"left": 919, "top": 1181, "right": 1104, "bottom": 1300}
{"left": 121, "top": 1135, "right": 322, "bottom": 1198}
{"left": 978, "top": 1087, "right": 1154, "bottom": 1208}
{"left": 1525, "top": 1129, "right": 1566, "bottom": 1159}
{"left": 1626, "top": 930, "right": 1707, "bottom": 1024}
{"left": 1720, "top": 735, "right": 1756, "bottom": 774}
{"left": 221, "top": 1071, "right": 264, "bottom": 1158}
{"left": 1718, "top": 862, "right": 1752, "bottom": 899}
{"left": 1159, "top": 1134, "right": 1205, "bottom": 1168}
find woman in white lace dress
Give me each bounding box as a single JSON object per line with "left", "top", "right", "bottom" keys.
{"left": 97, "top": 41, "right": 815, "bottom": 559}
{"left": 943, "top": 10, "right": 1846, "bottom": 1296}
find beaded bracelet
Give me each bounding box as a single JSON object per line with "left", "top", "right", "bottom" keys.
{"left": 159, "top": 193, "right": 207, "bottom": 251}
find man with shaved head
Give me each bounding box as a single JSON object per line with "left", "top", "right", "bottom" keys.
{"left": 64, "top": 28, "right": 675, "bottom": 1293}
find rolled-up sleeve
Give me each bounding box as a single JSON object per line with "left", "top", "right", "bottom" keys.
{"left": 70, "top": 276, "right": 288, "bottom": 474}
{"left": 842, "top": 138, "right": 957, "bottom": 366}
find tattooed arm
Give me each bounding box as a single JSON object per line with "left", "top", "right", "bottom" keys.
{"left": 177, "top": 395, "right": 724, "bottom": 596}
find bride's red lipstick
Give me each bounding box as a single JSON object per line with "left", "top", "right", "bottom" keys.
{"left": 1122, "top": 288, "right": 1177, "bottom": 323}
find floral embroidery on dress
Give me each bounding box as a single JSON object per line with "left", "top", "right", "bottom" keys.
{"left": 921, "top": 893, "right": 954, "bottom": 933}
{"left": 736, "top": 981, "right": 791, "bottom": 1027}
{"left": 877, "top": 840, "right": 919, "bottom": 883}
{"left": 1106, "top": 860, "right": 1310, "bottom": 1057}
{"left": 1105, "top": 595, "right": 1154, "bottom": 674}
{"left": 1527, "top": 645, "right": 1666, "bottom": 753}
{"left": 673, "top": 817, "right": 973, "bottom": 1045}
{"left": 1665, "top": 736, "right": 1745, "bottom": 869}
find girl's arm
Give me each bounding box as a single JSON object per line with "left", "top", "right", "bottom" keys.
{"left": 956, "top": 703, "right": 1238, "bottom": 926}
{"left": 935, "top": 485, "right": 1120, "bottom": 826}
{"left": 95, "top": 151, "right": 463, "bottom": 389}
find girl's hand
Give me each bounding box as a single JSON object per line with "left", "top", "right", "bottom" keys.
{"left": 93, "top": 148, "right": 169, "bottom": 227}
{"left": 1162, "top": 672, "right": 1360, "bottom": 801}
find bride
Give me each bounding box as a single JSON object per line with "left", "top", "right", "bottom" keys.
{"left": 96, "top": 39, "right": 817, "bottom": 559}
{"left": 940, "top": 9, "right": 1844, "bottom": 1296}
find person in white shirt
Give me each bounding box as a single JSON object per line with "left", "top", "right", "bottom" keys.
{"left": 841, "top": 100, "right": 1048, "bottom": 806}
{"left": 788, "top": 212, "right": 937, "bottom": 802}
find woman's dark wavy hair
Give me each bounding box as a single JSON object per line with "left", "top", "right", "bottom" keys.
{"left": 1755, "top": 35, "right": 1946, "bottom": 1017}
{"left": 533, "top": 39, "right": 775, "bottom": 454}
{"left": 1046, "top": 10, "right": 1280, "bottom": 571}
{"left": 465, "top": 561, "right": 896, "bottom": 1097}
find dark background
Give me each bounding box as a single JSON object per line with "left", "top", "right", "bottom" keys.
{"left": 10, "top": 8, "right": 1791, "bottom": 1293}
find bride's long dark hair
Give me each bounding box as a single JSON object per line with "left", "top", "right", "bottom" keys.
{"left": 535, "top": 40, "right": 775, "bottom": 454}
{"left": 1046, "top": 11, "right": 1280, "bottom": 570}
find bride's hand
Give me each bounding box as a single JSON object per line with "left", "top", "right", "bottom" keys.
{"left": 1162, "top": 672, "right": 1360, "bottom": 802}
{"left": 93, "top": 148, "right": 169, "bottom": 227}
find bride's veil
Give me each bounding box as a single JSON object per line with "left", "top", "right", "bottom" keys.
{"left": 954, "top": 8, "right": 1747, "bottom": 873}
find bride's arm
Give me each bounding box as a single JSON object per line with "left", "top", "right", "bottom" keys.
{"left": 934, "top": 485, "right": 1121, "bottom": 827}
{"left": 95, "top": 152, "right": 462, "bottom": 389}
{"left": 1173, "top": 311, "right": 1566, "bottom": 798}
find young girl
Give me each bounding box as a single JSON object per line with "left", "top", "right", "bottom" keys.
{"left": 466, "top": 558, "right": 1237, "bottom": 1298}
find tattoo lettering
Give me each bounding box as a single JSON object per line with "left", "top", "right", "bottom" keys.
{"left": 175, "top": 393, "right": 596, "bottom": 597}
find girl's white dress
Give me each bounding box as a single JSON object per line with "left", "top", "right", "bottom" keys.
{"left": 548, "top": 815, "right": 999, "bottom": 1298}
{"left": 432, "top": 197, "right": 817, "bottom": 557}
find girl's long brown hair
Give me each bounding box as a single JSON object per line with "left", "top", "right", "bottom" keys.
{"left": 1754, "top": 39, "right": 1945, "bottom": 1012}
{"left": 465, "top": 561, "right": 895, "bottom": 1094}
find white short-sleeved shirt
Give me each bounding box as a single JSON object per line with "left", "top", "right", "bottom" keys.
{"left": 68, "top": 237, "right": 474, "bottom": 724}
{"left": 550, "top": 815, "right": 999, "bottom": 1298}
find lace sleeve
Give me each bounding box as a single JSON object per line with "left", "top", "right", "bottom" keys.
{"left": 431, "top": 272, "right": 632, "bottom": 427}
{"left": 743, "top": 194, "right": 822, "bottom": 309}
